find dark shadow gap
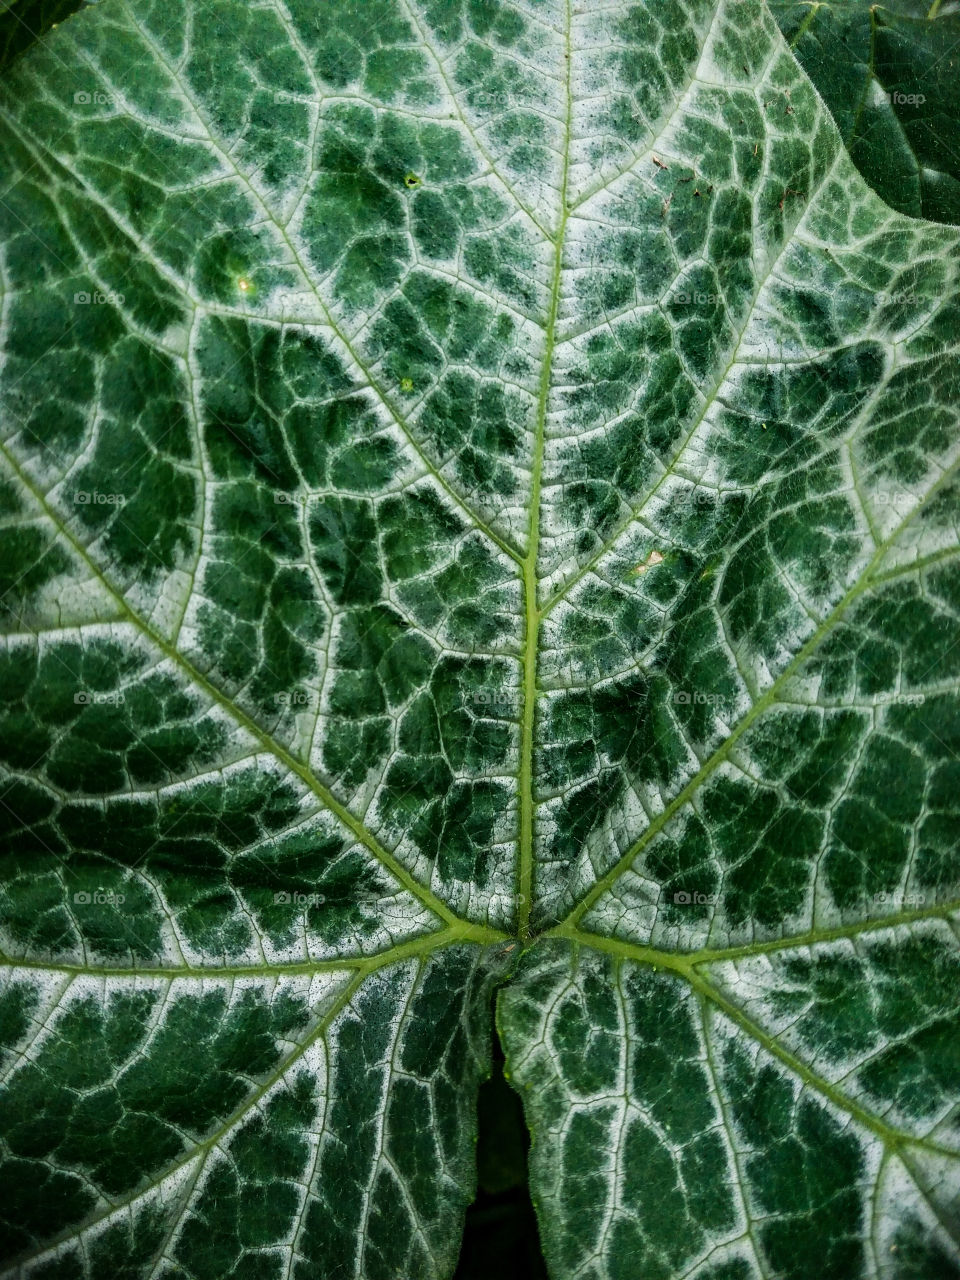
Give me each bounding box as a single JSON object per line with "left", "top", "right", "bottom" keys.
{"left": 454, "top": 1025, "right": 549, "bottom": 1279}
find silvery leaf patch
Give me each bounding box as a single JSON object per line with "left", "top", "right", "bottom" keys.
{"left": 0, "top": 1, "right": 958, "bottom": 1277}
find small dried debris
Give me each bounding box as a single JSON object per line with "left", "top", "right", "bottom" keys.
{"left": 630, "top": 549, "right": 665, "bottom": 576}
{"left": 778, "top": 187, "right": 805, "bottom": 211}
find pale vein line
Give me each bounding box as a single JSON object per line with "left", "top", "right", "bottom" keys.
{"left": 699, "top": 998, "right": 771, "bottom": 1279}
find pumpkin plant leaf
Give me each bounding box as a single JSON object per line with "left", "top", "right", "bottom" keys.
{"left": 0, "top": 1, "right": 958, "bottom": 1277}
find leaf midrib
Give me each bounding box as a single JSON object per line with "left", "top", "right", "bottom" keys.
{"left": 517, "top": 0, "right": 573, "bottom": 944}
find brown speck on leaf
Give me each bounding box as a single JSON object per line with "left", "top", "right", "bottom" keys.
{"left": 630, "top": 550, "right": 665, "bottom": 576}
{"left": 652, "top": 155, "right": 669, "bottom": 170}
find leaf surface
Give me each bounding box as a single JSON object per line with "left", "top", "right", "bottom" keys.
{"left": 0, "top": 1, "right": 959, "bottom": 1277}
{"left": 0, "top": 0, "right": 87, "bottom": 70}
{"left": 771, "top": 0, "right": 960, "bottom": 223}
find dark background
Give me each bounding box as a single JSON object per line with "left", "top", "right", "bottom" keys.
{"left": 454, "top": 1035, "right": 549, "bottom": 1278}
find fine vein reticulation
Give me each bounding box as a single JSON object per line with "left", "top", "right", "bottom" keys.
{"left": 0, "top": 0, "right": 958, "bottom": 1277}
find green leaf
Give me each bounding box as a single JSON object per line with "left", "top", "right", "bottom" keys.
{"left": 771, "top": 0, "right": 960, "bottom": 223}
{"left": 1, "top": 1, "right": 959, "bottom": 1277}
{"left": 0, "top": 0, "right": 87, "bottom": 71}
